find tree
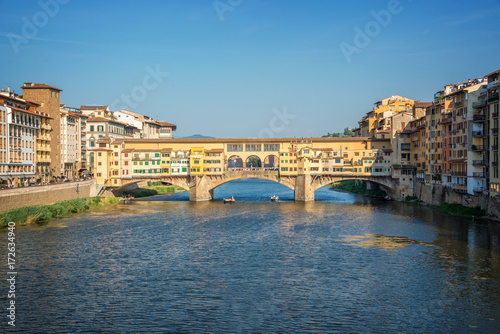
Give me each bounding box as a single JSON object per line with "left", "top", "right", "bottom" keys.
{"left": 246, "top": 156, "right": 261, "bottom": 168}
{"left": 322, "top": 132, "right": 340, "bottom": 138}
{"left": 343, "top": 127, "right": 355, "bottom": 137}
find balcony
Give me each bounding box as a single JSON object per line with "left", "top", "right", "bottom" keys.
{"left": 451, "top": 184, "right": 467, "bottom": 193}
{"left": 472, "top": 172, "right": 488, "bottom": 178}
{"left": 454, "top": 101, "right": 464, "bottom": 108}
{"left": 473, "top": 160, "right": 486, "bottom": 166}
{"left": 472, "top": 100, "right": 487, "bottom": 108}
{"left": 472, "top": 130, "right": 485, "bottom": 137}
{"left": 470, "top": 145, "right": 486, "bottom": 151}
{"left": 473, "top": 187, "right": 486, "bottom": 193}
{"left": 488, "top": 80, "right": 499, "bottom": 89}
{"left": 451, "top": 171, "right": 467, "bottom": 176}
{"left": 473, "top": 115, "right": 486, "bottom": 122}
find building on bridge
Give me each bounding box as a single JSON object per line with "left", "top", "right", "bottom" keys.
{"left": 92, "top": 137, "right": 398, "bottom": 201}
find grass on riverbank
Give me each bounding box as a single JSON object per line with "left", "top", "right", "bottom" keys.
{"left": 430, "top": 203, "right": 486, "bottom": 217}
{"left": 123, "top": 185, "right": 185, "bottom": 198}
{"left": 331, "top": 180, "right": 387, "bottom": 197}
{"left": 0, "top": 197, "right": 119, "bottom": 228}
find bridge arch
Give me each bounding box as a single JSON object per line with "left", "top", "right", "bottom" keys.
{"left": 245, "top": 155, "right": 262, "bottom": 169}
{"left": 263, "top": 154, "right": 279, "bottom": 169}
{"left": 207, "top": 171, "right": 295, "bottom": 192}
{"left": 227, "top": 155, "right": 243, "bottom": 169}
{"left": 309, "top": 175, "right": 395, "bottom": 196}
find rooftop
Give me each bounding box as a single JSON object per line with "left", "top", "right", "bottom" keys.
{"left": 22, "top": 82, "right": 62, "bottom": 91}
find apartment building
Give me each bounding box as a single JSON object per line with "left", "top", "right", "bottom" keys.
{"left": 0, "top": 90, "right": 45, "bottom": 186}
{"left": 22, "top": 83, "right": 62, "bottom": 179}
{"left": 80, "top": 105, "right": 112, "bottom": 118}
{"left": 114, "top": 109, "right": 176, "bottom": 139}
{"left": 86, "top": 117, "right": 138, "bottom": 173}
{"left": 60, "top": 107, "right": 82, "bottom": 179}
{"left": 355, "top": 95, "right": 415, "bottom": 138}
{"left": 485, "top": 70, "right": 500, "bottom": 195}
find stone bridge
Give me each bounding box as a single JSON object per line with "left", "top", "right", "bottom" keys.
{"left": 114, "top": 170, "right": 399, "bottom": 201}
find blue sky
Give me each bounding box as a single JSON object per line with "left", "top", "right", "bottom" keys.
{"left": 1, "top": 0, "right": 500, "bottom": 138}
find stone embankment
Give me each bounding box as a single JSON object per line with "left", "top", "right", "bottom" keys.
{"left": 0, "top": 179, "right": 101, "bottom": 212}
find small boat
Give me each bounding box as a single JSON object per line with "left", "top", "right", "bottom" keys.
{"left": 271, "top": 195, "right": 279, "bottom": 202}
{"left": 223, "top": 196, "right": 236, "bottom": 204}
{"left": 384, "top": 196, "right": 392, "bottom": 201}
{"left": 121, "top": 195, "right": 135, "bottom": 203}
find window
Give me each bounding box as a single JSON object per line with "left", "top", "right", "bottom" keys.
{"left": 245, "top": 144, "right": 262, "bottom": 152}
{"left": 90, "top": 125, "right": 94, "bottom": 131}
{"left": 264, "top": 144, "right": 280, "bottom": 151}
{"left": 227, "top": 144, "right": 243, "bottom": 152}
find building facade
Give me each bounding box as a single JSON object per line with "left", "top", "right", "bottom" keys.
{"left": 0, "top": 91, "right": 44, "bottom": 186}
{"left": 22, "top": 82, "right": 62, "bottom": 180}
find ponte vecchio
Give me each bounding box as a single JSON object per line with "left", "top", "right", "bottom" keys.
{"left": 93, "top": 137, "right": 405, "bottom": 201}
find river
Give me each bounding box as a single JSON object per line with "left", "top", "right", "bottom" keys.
{"left": 1, "top": 179, "right": 500, "bottom": 333}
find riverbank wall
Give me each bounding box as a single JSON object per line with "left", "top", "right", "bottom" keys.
{"left": 0, "top": 179, "right": 100, "bottom": 212}
{"left": 414, "top": 181, "right": 500, "bottom": 218}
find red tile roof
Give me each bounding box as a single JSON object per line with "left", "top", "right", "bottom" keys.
{"left": 485, "top": 69, "right": 500, "bottom": 78}
{"left": 8, "top": 105, "right": 53, "bottom": 119}
{"left": 0, "top": 92, "right": 41, "bottom": 107}
{"left": 414, "top": 102, "right": 432, "bottom": 108}
{"left": 80, "top": 105, "right": 108, "bottom": 110}
{"left": 158, "top": 121, "right": 177, "bottom": 130}
{"left": 22, "top": 83, "right": 62, "bottom": 91}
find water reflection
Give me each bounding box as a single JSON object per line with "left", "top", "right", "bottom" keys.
{"left": 1, "top": 179, "right": 500, "bottom": 333}
{"left": 343, "top": 233, "right": 434, "bottom": 251}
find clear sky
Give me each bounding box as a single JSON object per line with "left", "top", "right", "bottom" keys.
{"left": 1, "top": 0, "right": 500, "bottom": 138}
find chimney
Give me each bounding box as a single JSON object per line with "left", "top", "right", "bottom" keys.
{"left": 7, "top": 86, "right": 10, "bottom": 93}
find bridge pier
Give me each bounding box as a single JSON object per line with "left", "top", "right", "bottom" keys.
{"left": 189, "top": 175, "right": 214, "bottom": 201}
{"left": 294, "top": 174, "right": 314, "bottom": 201}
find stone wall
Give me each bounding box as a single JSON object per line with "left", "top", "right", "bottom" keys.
{"left": 414, "top": 181, "right": 497, "bottom": 217}
{"left": 0, "top": 179, "right": 98, "bottom": 212}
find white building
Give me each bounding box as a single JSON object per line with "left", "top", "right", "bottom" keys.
{"left": 60, "top": 108, "right": 81, "bottom": 178}
{"left": 0, "top": 91, "right": 41, "bottom": 186}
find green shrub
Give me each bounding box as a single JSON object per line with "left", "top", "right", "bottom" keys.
{"left": 0, "top": 196, "right": 119, "bottom": 228}
{"left": 430, "top": 203, "right": 486, "bottom": 217}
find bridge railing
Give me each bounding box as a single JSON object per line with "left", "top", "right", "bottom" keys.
{"left": 226, "top": 167, "right": 279, "bottom": 172}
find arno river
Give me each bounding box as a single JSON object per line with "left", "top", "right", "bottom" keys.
{"left": 2, "top": 179, "right": 500, "bottom": 333}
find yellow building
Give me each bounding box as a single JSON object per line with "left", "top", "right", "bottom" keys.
{"left": 189, "top": 147, "right": 204, "bottom": 175}
{"left": 356, "top": 95, "right": 415, "bottom": 138}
